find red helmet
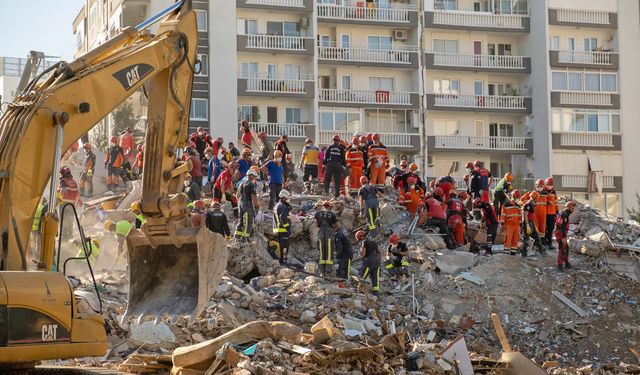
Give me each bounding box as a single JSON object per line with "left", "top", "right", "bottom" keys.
{"left": 59, "top": 166, "right": 71, "bottom": 176}
{"left": 390, "top": 234, "right": 399, "bottom": 245}
{"left": 194, "top": 200, "right": 205, "bottom": 210}
{"left": 197, "top": 126, "right": 204, "bottom": 133}
{"left": 407, "top": 176, "right": 418, "bottom": 185}
{"left": 351, "top": 137, "right": 359, "bottom": 145}
{"left": 359, "top": 136, "right": 367, "bottom": 143}
{"left": 545, "top": 177, "right": 554, "bottom": 186}
{"left": 450, "top": 191, "right": 458, "bottom": 197}
{"left": 465, "top": 161, "right": 474, "bottom": 169}
{"left": 512, "top": 189, "right": 521, "bottom": 199}
{"left": 258, "top": 132, "right": 267, "bottom": 139}
{"left": 372, "top": 133, "right": 381, "bottom": 142}
{"left": 360, "top": 176, "right": 369, "bottom": 184}
{"left": 366, "top": 134, "right": 373, "bottom": 142}
{"left": 429, "top": 180, "right": 436, "bottom": 189}
{"left": 473, "top": 198, "right": 482, "bottom": 207}
{"left": 355, "top": 230, "right": 366, "bottom": 241}
{"left": 459, "top": 191, "right": 468, "bottom": 200}
{"left": 332, "top": 135, "right": 341, "bottom": 142}
{"left": 110, "top": 136, "right": 118, "bottom": 144}
{"left": 473, "top": 160, "right": 482, "bottom": 167}
{"left": 83, "top": 143, "right": 92, "bottom": 150}
{"left": 433, "top": 187, "right": 444, "bottom": 197}
{"left": 535, "top": 179, "right": 545, "bottom": 187}
{"left": 137, "top": 144, "right": 143, "bottom": 152}
{"left": 463, "top": 174, "right": 470, "bottom": 182}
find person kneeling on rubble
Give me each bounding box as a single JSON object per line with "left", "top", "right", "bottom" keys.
{"left": 555, "top": 201, "right": 576, "bottom": 272}
{"left": 335, "top": 221, "right": 353, "bottom": 280}
{"left": 273, "top": 190, "right": 292, "bottom": 264}
{"left": 447, "top": 191, "right": 466, "bottom": 248}
{"left": 104, "top": 219, "right": 132, "bottom": 268}
{"left": 474, "top": 198, "right": 499, "bottom": 255}
{"left": 358, "top": 176, "right": 381, "bottom": 232}
{"left": 315, "top": 201, "right": 338, "bottom": 276}
{"left": 399, "top": 176, "right": 424, "bottom": 218}
{"left": 356, "top": 230, "right": 381, "bottom": 296}
{"left": 424, "top": 188, "right": 454, "bottom": 249}
{"left": 384, "top": 234, "right": 409, "bottom": 278}
{"left": 206, "top": 202, "right": 231, "bottom": 239}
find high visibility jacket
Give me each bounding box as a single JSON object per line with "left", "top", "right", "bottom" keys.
{"left": 119, "top": 132, "right": 135, "bottom": 155}
{"left": 32, "top": 204, "right": 45, "bottom": 231}
{"left": 136, "top": 151, "right": 144, "bottom": 169}
{"left": 501, "top": 203, "right": 522, "bottom": 225}
{"left": 76, "top": 241, "right": 101, "bottom": 265}
{"left": 105, "top": 145, "right": 125, "bottom": 168}
{"left": 536, "top": 191, "right": 548, "bottom": 208}
{"left": 367, "top": 143, "right": 389, "bottom": 168}
{"left": 402, "top": 187, "right": 424, "bottom": 214}
{"left": 115, "top": 220, "right": 133, "bottom": 237}
{"left": 345, "top": 146, "right": 364, "bottom": 168}
{"left": 136, "top": 214, "right": 146, "bottom": 225}
{"left": 302, "top": 145, "right": 320, "bottom": 166}
{"left": 59, "top": 177, "right": 79, "bottom": 203}
{"left": 273, "top": 201, "right": 291, "bottom": 234}
{"left": 547, "top": 189, "right": 558, "bottom": 215}
{"left": 425, "top": 197, "right": 446, "bottom": 219}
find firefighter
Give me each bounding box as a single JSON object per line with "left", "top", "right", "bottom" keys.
{"left": 335, "top": 221, "right": 353, "bottom": 279}
{"left": 235, "top": 169, "right": 260, "bottom": 240}
{"left": 358, "top": 176, "right": 381, "bottom": 232}
{"left": 299, "top": 138, "right": 320, "bottom": 194}
{"left": 494, "top": 172, "right": 513, "bottom": 217}
{"left": 437, "top": 175, "right": 456, "bottom": 202}
{"left": 424, "top": 188, "right": 454, "bottom": 249}
{"left": 500, "top": 189, "right": 522, "bottom": 256}
{"left": 545, "top": 177, "right": 558, "bottom": 250}
{"left": 79, "top": 143, "right": 96, "bottom": 197}
{"left": 400, "top": 176, "right": 424, "bottom": 218}
{"left": 358, "top": 136, "right": 370, "bottom": 179}
{"left": 474, "top": 198, "right": 499, "bottom": 255}
{"left": 58, "top": 167, "right": 79, "bottom": 206}
{"left": 447, "top": 191, "right": 466, "bottom": 248}
{"left": 406, "top": 163, "right": 427, "bottom": 193}
{"left": 346, "top": 137, "right": 365, "bottom": 195}
{"left": 104, "top": 136, "right": 125, "bottom": 191}
{"left": 135, "top": 144, "right": 144, "bottom": 176}
{"left": 273, "top": 190, "right": 292, "bottom": 264}
{"left": 315, "top": 201, "right": 338, "bottom": 276}
{"left": 555, "top": 201, "right": 576, "bottom": 271}
{"left": 533, "top": 179, "right": 548, "bottom": 241}
{"left": 104, "top": 219, "right": 133, "bottom": 269}
{"left": 367, "top": 133, "right": 389, "bottom": 192}
{"left": 474, "top": 160, "right": 492, "bottom": 203}
{"left": 323, "top": 135, "right": 346, "bottom": 198}
{"left": 261, "top": 150, "right": 284, "bottom": 210}
{"left": 119, "top": 127, "right": 136, "bottom": 164}
{"left": 240, "top": 120, "right": 253, "bottom": 150}
{"left": 384, "top": 234, "right": 410, "bottom": 277}
{"left": 356, "top": 230, "right": 381, "bottom": 296}
{"left": 206, "top": 202, "right": 231, "bottom": 239}
{"left": 392, "top": 160, "right": 409, "bottom": 192}
{"left": 522, "top": 191, "right": 544, "bottom": 256}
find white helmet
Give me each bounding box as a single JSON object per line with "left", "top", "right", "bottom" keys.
{"left": 246, "top": 170, "right": 259, "bottom": 178}
{"left": 279, "top": 190, "right": 291, "bottom": 199}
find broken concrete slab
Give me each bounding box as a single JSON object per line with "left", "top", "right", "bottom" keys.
{"left": 130, "top": 321, "right": 177, "bottom": 347}
{"left": 435, "top": 250, "right": 477, "bottom": 274}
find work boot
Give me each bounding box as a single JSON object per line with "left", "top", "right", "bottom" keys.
{"left": 557, "top": 264, "right": 564, "bottom": 272}
{"left": 565, "top": 262, "right": 572, "bottom": 269}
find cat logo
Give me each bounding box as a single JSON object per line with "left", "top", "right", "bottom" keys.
{"left": 42, "top": 324, "right": 58, "bottom": 342}
{"left": 112, "top": 63, "right": 154, "bottom": 91}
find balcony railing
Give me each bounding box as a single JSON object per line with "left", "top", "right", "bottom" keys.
{"left": 243, "top": 74, "right": 314, "bottom": 94}
{"left": 319, "top": 130, "right": 414, "bottom": 147}
{"left": 432, "top": 10, "right": 527, "bottom": 30}
{"left": 244, "top": 122, "right": 309, "bottom": 138}
{"left": 433, "top": 135, "right": 529, "bottom": 150}
{"left": 559, "top": 132, "right": 615, "bottom": 147}
{"left": 432, "top": 94, "right": 528, "bottom": 110}
{"left": 319, "top": 45, "right": 417, "bottom": 64}
{"left": 245, "top": 35, "right": 310, "bottom": 51}
{"left": 319, "top": 88, "right": 413, "bottom": 105}
{"left": 245, "top": 0, "right": 304, "bottom": 7}
{"left": 431, "top": 52, "right": 527, "bottom": 69}
{"left": 556, "top": 8, "right": 610, "bottom": 25}
{"left": 317, "top": 3, "right": 414, "bottom": 23}
{"left": 558, "top": 91, "right": 613, "bottom": 106}
{"left": 556, "top": 50, "right": 614, "bottom": 65}
{"left": 562, "top": 175, "right": 615, "bottom": 189}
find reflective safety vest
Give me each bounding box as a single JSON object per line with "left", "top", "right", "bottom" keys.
{"left": 273, "top": 202, "right": 290, "bottom": 233}
{"left": 60, "top": 177, "right": 79, "bottom": 203}
{"left": 502, "top": 204, "right": 522, "bottom": 224}
{"left": 547, "top": 190, "right": 558, "bottom": 215}
{"left": 115, "top": 220, "right": 133, "bottom": 237}
{"left": 536, "top": 192, "right": 548, "bottom": 207}
{"left": 367, "top": 143, "right": 389, "bottom": 168}
{"left": 345, "top": 146, "right": 364, "bottom": 168}
{"left": 425, "top": 198, "right": 446, "bottom": 220}
{"left": 76, "top": 241, "right": 101, "bottom": 265}
{"left": 32, "top": 204, "right": 45, "bottom": 231}
{"left": 136, "top": 214, "right": 147, "bottom": 224}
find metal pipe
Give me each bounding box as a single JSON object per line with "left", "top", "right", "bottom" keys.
{"left": 135, "top": 0, "right": 186, "bottom": 31}
{"left": 48, "top": 112, "right": 68, "bottom": 213}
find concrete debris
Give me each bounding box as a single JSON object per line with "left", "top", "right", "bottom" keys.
{"left": 435, "top": 250, "right": 477, "bottom": 274}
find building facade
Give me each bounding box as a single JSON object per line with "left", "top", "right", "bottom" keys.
{"left": 0, "top": 56, "right": 57, "bottom": 103}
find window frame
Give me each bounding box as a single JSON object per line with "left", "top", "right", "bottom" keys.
{"left": 190, "top": 98, "right": 208, "bottom": 121}
{"left": 195, "top": 10, "right": 207, "bottom": 32}
{"left": 196, "top": 53, "right": 208, "bottom": 77}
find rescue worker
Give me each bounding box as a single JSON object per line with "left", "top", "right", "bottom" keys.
{"left": 214, "top": 161, "right": 239, "bottom": 217}
{"left": 367, "top": 133, "right": 389, "bottom": 192}
{"left": 315, "top": 201, "right": 338, "bottom": 276}
{"left": 299, "top": 138, "right": 320, "bottom": 194}
{"left": 183, "top": 174, "right": 201, "bottom": 202}
{"left": 193, "top": 126, "right": 212, "bottom": 159}
{"left": 275, "top": 135, "right": 291, "bottom": 180}
{"left": 261, "top": 150, "right": 284, "bottom": 210}
{"left": 240, "top": 120, "right": 253, "bottom": 150}
{"left": 424, "top": 188, "right": 454, "bottom": 249}
{"left": 284, "top": 154, "right": 296, "bottom": 184}
{"left": 135, "top": 144, "right": 144, "bottom": 176}
{"left": 467, "top": 161, "right": 480, "bottom": 199}
{"left": 356, "top": 230, "right": 381, "bottom": 296}
{"left": 474, "top": 160, "right": 492, "bottom": 203}
{"left": 189, "top": 200, "right": 206, "bottom": 228}
{"left": 228, "top": 142, "right": 240, "bottom": 159}
{"left": 76, "top": 237, "right": 101, "bottom": 266}
{"left": 392, "top": 160, "right": 409, "bottom": 192}
{"left": 404, "top": 163, "right": 427, "bottom": 193}
{"left": 500, "top": 189, "right": 522, "bottom": 256}
{"left": 400, "top": 176, "right": 424, "bottom": 218}
{"left": 358, "top": 176, "right": 381, "bottom": 232}
{"left": 186, "top": 147, "right": 203, "bottom": 186}
{"left": 345, "top": 137, "right": 365, "bottom": 195}
{"left": 384, "top": 234, "right": 410, "bottom": 277}
{"left": 79, "top": 143, "right": 96, "bottom": 197}
{"left": 335, "top": 221, "right": 353, "bottom": 279}
{"left": 436, "top": 175, "right": 456, "bottom": 202}
{"left": 494, "top": 172, "right": 513, "bottom": 217}
{"left": 533, "top": 179, "right": 548, "bottom": 241}
{"left": 555, "top": 201, "right": 576, "bottom": 271}
{"left": 358, "top": 136, "right": 370, "bottom": 179}
{"left": 119, "top": 127, "right": 136, "bottom": 164}
{"left": 30, "top": 197, "right": 48, "bottom": 261}
{"left": 104, "top": 136, "right": 125, "bottom": 191}
{"left": 273, "top": 190, "right": 292, "bottom": 264}
{"left": 258, "top": 132, "right": 272, "bottom": 164}
{"left": 545, "top": 177, "right": 558, "bottom": 249}
{"left": 235, "top": 169, "right": 260, "bottom": 240}
{"left": 58, "top": 167, "right": 79, "bottom": 205}
{"left": 522, "top": 191, "right": 544, "bottom": 256}
{"left": 206, "top": 202, "right": 231, "bottom": 239}
{"left": 447, "top": 191, "right": 466, "bottom": 248}
{"left": 237, "top": 148, "right": 253, "bottom": 179}
{"left": 474, "top": 198, "right": 499, "bottom": 255}
{"left": 104, "top": 219, "right": 133, "bottom": 269}
{"left": 323, "top": 135, "right": 346, "bottom": 198}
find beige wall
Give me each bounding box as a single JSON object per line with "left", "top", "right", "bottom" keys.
{"left": 427, "top": 112, "right": 527, "bottom": 137}
{"left": 318, "top": 24, "right": 419, "bottom": 47}
{"left": 425, "top": 31, "right": 526, "bottom": 55}
{"left": 547, "top": 27, "right": 617, "bottom": 50}
{"left": 318, "top": 66, "right": 417, "bottom": 91}
{"left": 549, "top": 0, "right": 617, "bottom": 12}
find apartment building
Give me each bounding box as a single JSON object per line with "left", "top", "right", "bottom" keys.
{"left": 0, "top": 56, "right": 57, "bottom": 103}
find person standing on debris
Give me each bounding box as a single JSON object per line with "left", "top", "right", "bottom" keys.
{"left": 240, "top": 120, "right": 253, "bottom": 150}
{"left": 79, "top": 143, "right": 96, "bottom": 197}
{"left": 425, "top": 188, "right": 454, "bottom": 249}
{"left": 335, "top": 221, "right": 353, "bottom": 279}
{"left": 367, "top": 134, "right": 389, "bottom": 192}
{"left": 447, "top": 191, "right": 466, "bottom": 248}
{"left": 135, "top": 144, "right": 144, "bottom": 177}
{"left": 299, "top": 138, "right": 320, "bottom": 194}
{"left": 206, "top": 202, "right": 231, "bottom": 239}
{"left": 275, "top": 135, "right": 291, "bottom": 180}
{"left": 119, "top": 127, "right": 136, "bottom": 164}
{"left": 228, "top": 142, "right": 240, "bottom": 159}
{"left": 474, "top": 198, "right": 499, "bottom": 255}
{"left": 323, "top": 135, "right": 347, "bottom": 198}
{"left": 104, "top": 136, "right": 125, "bottom": 191}
{"left": 533, "top": 179, "right": 549, "bottom": 242}
{"left": 104, "top": 219, "right": 133, "bottom": 268}
{"left": 258, "top": 132, "right": 271, "bottom": 164}
{"left": 391, "top": 160, "right": 409, "bottom": 192}
{"left": 474, "top": 160, "right": 492, "bottom": 204}
{"left": 500, "top": 189, "right": 522, "bottom": 256}
{"left": 238, "top": 148, "right": 253, "bottom": 179}
{"left": 186, "top": 147, "right": 203, "bottom": 187}
{"left": 235, "top": 169, "right": 260, "bottom": 240}
{"left": 214, "top": 161, "right": 239, "bottom": 217}
{"left": 384, "top": 234, "right": 410, "bottom": 278}
{"left": 555, "top": 201, "right": 576, "bottom": 271}
{"left": 358, "top": 136, "right": 370, "bottom": 180}
{"left": 358, "top": 176, "right": 381, "bottom": 232}
{"left": 545, "top": 177, "right": 558, "bottom": 250}
{"left": 522, "top": 191, "right": 544, "bottom": 256}
{"left": 356, "top": 230, "right": 381, "bottom": 296}
{"left": 436, "top": 175, "right": 456, "bottom": 202}
{"left": 346, "top": 137, "right": 365, "bottom": 195}
{"left": 183, "top": 174, "right": 201, "bottom": 202}
{"left": 494, "top": 172, "right": 513, "bottom": 217}
{"left": 261, "top": 151, "right": 284, "bottom": 210}
{"left": 315, "top": 201, "right": 338, "bottom": 276}
{"left": 273, "top": 190, "right": 292, "bottom": 264}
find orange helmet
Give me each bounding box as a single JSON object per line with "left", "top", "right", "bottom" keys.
{"left": 504, "top": 172, "right": 513, "bottom": 182}
{"left": 355, "top": 230, "right": 366, "bottom": 241}
{"left": 409, "top": 163, "right": 418, "bottom": 172}
{"left": 390, "top": 234, "right": 399, "bottom": 245}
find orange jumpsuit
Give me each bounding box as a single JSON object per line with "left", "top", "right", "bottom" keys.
{"left": 346, "top": 145, "right": 364, "bottom": 194}
{"left": 367, "top": 142, "right": 389, "bottom": 189}
{"left": 119, "top": 131, "right": 135, "bottom": 163}
{"left": 545, "top": 190, "right": 558, "bottom": 243}
{"left": 501, "top": 202, "right": 522, "bottom": 253}
{"left": 401, "top": 187, "right": 424, "bottom": 216}
{"left": 534, "top": 191, "right": 548, "bottom": 236}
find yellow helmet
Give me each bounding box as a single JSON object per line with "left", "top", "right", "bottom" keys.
{"left": 92, "top": 238, "right": 101, "bottom": 247}
{"left": 103, "top": 220, "right": 114, "bottom": 231}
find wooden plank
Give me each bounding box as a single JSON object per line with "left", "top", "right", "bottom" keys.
{"left": 491, "top": 313, "right": 512, "bottom": 353}
{"left": 552, "top": 291, "right": 587, "bottom": 317}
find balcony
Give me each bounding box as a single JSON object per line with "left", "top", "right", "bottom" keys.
{"left": 318, "top": 45, "right": 419, "bottom": 68}
{"left": 236, "top": 0, "right": 312, "bottom": 12}
{"left": 319, "top": 88, "right": 419, "bottom": 109}
{"left": 425, "top": 52, "right": 530, "bottom": 73}
{"left": 428, "top": 135, "right": 532, "bottom": 154}
{"left": 317, "top": 3, "right": 418, "bottom": 26}
{"left": 550, "top": 91, "right": 620, "bottom": 109}
{"left": 551, "top": 132, "right": 621, "bottom": 151}
{"left": 237, "top": 34, "right": 314, "bottom": 55}
{"left": 426, "top": 94, "right": 532, "bottom": 113}
{"left": 425, "top": 10, "right": 530, "bottom": 32}
{"left": 554, "top": 174, "right": 621, "bottom": 193}
{"left": 238, "top": 74, "right": 315, "bottom": 98}
{"left": 549, "top": 8, "right": 617, "bottom": 28}
{"left": 319, "top": 130, "right": 419, "bottom": 149}
{"left": 239, "top": 122, "right": 313, "bottom": 139}
{"left": 549, "top": 50, "right": 618, "bottom": 70}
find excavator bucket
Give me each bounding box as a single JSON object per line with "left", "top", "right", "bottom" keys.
{"left": 124, "top": 226, "right": 228, "bottom": 319}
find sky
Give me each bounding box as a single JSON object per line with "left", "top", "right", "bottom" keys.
{"left": 0, "top": 0, "right": 85, "bottom": 61}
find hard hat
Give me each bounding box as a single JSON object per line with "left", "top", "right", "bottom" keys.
{"left": 463, "top": 174, "right": 470, "bottom": 182}
{"left": 228, "top": 161, "right": 238, "bottom": 169}
{"left": 409, "top": 163, "right": 418, "bottom": 172}
{"left": 279, "top": 190, "right": 291, "bottom": 199}
{"left": 92, "top": 238, "right": 101, "bottom": 247}
{"left": 465, "top": 161, "right": 474, "bottom": 169}
{"left": 197, "top": 126, "right": 204, "bottom": 132}
{"left": 505, "top": 172, "right": 513, "bottom": 182}
{"left": 531, "top": 191, "right": 540, "bottom": 199}
{"left": 274, "top": 150, "right": 283, "bottom": 158}
{"left": 137, "top": 144, "right": 143, "bottom": 152}
{"left": 258, "top": 132, "right": 267, "bottom": 139}
{"left": 359, "top": 136, "right": 367, "bottom": 143}
{"left": 366, "top": 134, "right": 373, "bottom": 141}
{"left": 355, "top": 230, "right": 366, "bottom": 241}
{"left": 407, "top": 176, "right": 418, "bottom": 185}
{"left": 351, "top": 137, "right": 359, "bottom": 145}
{"left": 473, "top": 160, "right": 482, "bottom": 167}
{"left": 247, "top": 169, "right": 259, "bottom": 178}
{"left": 390, "top": 234, "right": 399, "bottom": 245}
{"left": 104, "top": 220, "right": 114, "bottom": 231}
{"left": 449, "top": 190, "right": 458, "bottom": 197}
{"left": 242, "top": 148, "right": 252, "bottom": 155}
{"left": 372, "top": 133, "right": 381, "bottom": 142}
{"left": 399, "top": 160, "right": 408, "bottom": 167}
{"left": 473, "top": 198, "right": 482, "bottom": 207}
{"left": 360, "top": 176, "right": 369, "bottom": 184}
{"left": 194, "top": 200, "right": 205, "bottom": 210}
{"left": 459, "top": 191, "right": 468, "bottom": 200}
{"left": 434, "top": 187, "right": 444, "bottom": 197}
{"left": 83, "top": 143, "right": 92, "bottom": 150}
{"left": 332, "top": 134, "right": 341, "bottom": 142}
{"left": 512, "top": 189, "right": 521, "bottom": 199}
{"left": 110, "top": 136, "right": 118, "bottom": 144}
{"left": 305, "top": 138, "right": 314, "bottom": 144}
{"left": 535, "top": 179, "right": 545, "bottom": 187}
{"left": 545, "top": 177, "right": 554, "bottom": 186}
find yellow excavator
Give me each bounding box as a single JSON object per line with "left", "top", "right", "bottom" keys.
{"left": 0, "top": 0, "right": 226, "bottom": 366}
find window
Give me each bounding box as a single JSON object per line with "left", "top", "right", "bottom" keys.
{"left": 320, "top": 112, "right": 334, "bottom": 130}
{"left": 238, "top": 105, "right": 259, "bottom": 122}
{"left": 368, "top": 36, "right": 393, "bottom": 50}
{"left": 584, "top": 37, "right": 598, "bottom": 51}
{"left": 490, "top": 123, "right": 514, "bottom": 137}
{"left": 433, "top": 119, "right": 458, "bottom": 135}
{"left": 284, "top": 64, "right": 301, "bottom": 80}
{"left": 474, "top": 81, "right": 484, "bottom": 95}
{"left": 341, "top": 34, "right": 351, "bottom": 48}
{"left": 369, "top": 77, "right": 394, "bottom": 91}
{"left": 550, "top": 36, "right": 560, "bottom": 50}
{"left": 267, "top": 107, "right": 277, "bottom": 123}
{"left": 601, "top": 73, "right": 617, "bottom": 92}
{"left": 240, "top": 62, "right": 258, "bottom": 78}
{"left": 237, "top": 19, "right": 257, "bottom": 35}
{"left": 551, "top": 109, "right": 621, "bottom": 133}
{"left": 319, "top": 35, "right": 331, "bottom": 47}
{"left": 196, "top": 54, "right": 208, "bottom": 76}
{"left": 433, "top": 79, "right": 460, "bottom": 94}
{"left": 341, "top": 75, "right": 352, "bottom": 90}
{"left": 552, "top": 72, "right": 567, "bottom": 90}
{"left": 435, "top": 0, "right": 457, "bottom": 10}
{"left": 267, "top": 21, "right": 300, "bottom": 36}
{"left": 568, "top": 72, "right": 582, "bottom": 91}
{"left": 195, "top": 10, "right": 207, "bottom": 32}
{"left": 488, "top": 83, "right": 513, "bottom": 96}
{"left": 551, "top": 71, "right": 618, "bottom": 93}
{"left": 286, "top": 108, "right": 301, "bottom": 123}
{"left": 267, "top": 64, "right": 277, "bottom": 79}
{"left": 568, "top": 37, "right": 576, "bottom": 51}
{"left": 433, "top": 39, "right": 458, "bottom": 53}
{"left": 319, "top": 110, "right": 360, "bottom": 131}
{"left": 190, "top": 98, "right": 208, "bottom": 120}
{"left": 584, "top": 72, "right": 599, "bottom": 91}
{"left": 488, "top": 43, "right": 512, "bottom": 56}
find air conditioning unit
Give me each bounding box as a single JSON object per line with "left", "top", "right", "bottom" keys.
{"left": 300, "top": 18, "right": 309, "bottom": 28}
{"left": 394, "top": 29, "right": 408, "bottom": 41}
